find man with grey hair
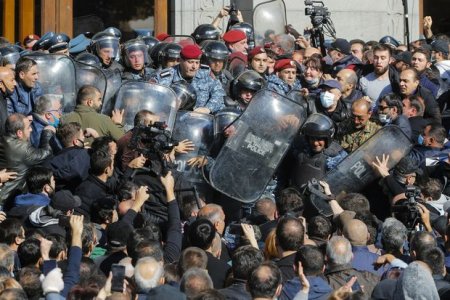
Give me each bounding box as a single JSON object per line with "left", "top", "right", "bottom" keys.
{"left": 381, "top": 217, "right": 409, "bottom": 262}
{"left": 325, "top": 236, "right": 379, "bottom": 296}
{"left": 0, "top": 243, "right": 15, "bottom": 276}
{"left": 180, "top": 267, "right": 213, "bottom": 299}
{"left": 134, "top": 257, "right": 165, "bottom": 295}
{"left": 30, "top": 94, "right": 62, "bottom": 148}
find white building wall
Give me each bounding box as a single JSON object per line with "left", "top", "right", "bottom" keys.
{"left": 171, "top": 0, "right": 421, "bottom": 44}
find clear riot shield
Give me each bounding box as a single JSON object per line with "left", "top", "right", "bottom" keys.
{"left": 162, "top": 35, "right": 195, "bottom": 46}
{"left": 101, "top": 69, "right": 122, "bottom": 115}
{"left": 324, "top": 125, "right": 413, "bottom": 194}
{"left": 209, "top": 89, "right": 305, "bottom": 203}
{"left": 253, "top": 0, "right": 287, "bottom": 46}
{"left": 287, "top": 90, "right": 309, "bottom": 112}
{"left": 172, "top": 111, "right": 214, "bottom": 184}
{"left": 113, "top": 82, "right": 178, "bottom": 132}
{"left": 75, "top": 61, "right": 107, "bottom": 101}
{"left": 25, "top": 53, "right": 77, "bottom": 112}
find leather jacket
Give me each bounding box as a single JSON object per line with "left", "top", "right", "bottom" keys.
{"left": 0, "top": 130, "right": 53, "bottom": 203}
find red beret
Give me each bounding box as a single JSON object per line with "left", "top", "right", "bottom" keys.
{"left": 248, "top": 46, "right": 266, "bottom": 60}
{"left": 223, "top": 30, "right": 247, "bottom": 44}
{"left": 156, "top": 33, "right": 170, "bottom": 41}
{"left": 180, "top": 44, "right": 203, "bottom": 60}
{"left": 23, "top": 34, "right": 40, "bottom": 45}
{"left": 274, "top": 59, "right": 296, "bottom": 72}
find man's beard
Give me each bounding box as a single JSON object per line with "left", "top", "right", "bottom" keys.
{"left": 374, "top": 65, "right": 389, "bottom": 76}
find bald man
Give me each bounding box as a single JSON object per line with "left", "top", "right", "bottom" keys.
{"left": 336, "top": 69, "right": 362, "bottom": 108}
{"left": 343, "top": 219, "right": 383, "bottom": 275}
{"left": 0, "top": 67, "right": 17, "bottom": 135}
{"left": 337, "top": 97, "right": 381, "bottom": 153}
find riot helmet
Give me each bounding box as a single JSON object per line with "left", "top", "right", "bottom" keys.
{"left": 379, "top": 36, "right": 400, "bottom": 49}
{"left": 48, "top": 33, "right": 70, "bottom": 54}
{"left": 69, "top": 34, "right": 91, "bottom": 56}
{"left": 75, "top": 52, "right": 101, "bottom": 68}
{"left": 159, "top": 43, "right": 182, "bottom": 68}
{"left": 90, "top": 32, "right": 120, "bottom": 65}
{"left": 170, "top": 81, "right": 196, "bottom": 110}
{"left": 122, "top": 39, "right": 149, "bottom": 70}
{"left": 141, "top": 36, "right": 160, "bottom": 52}
{"left": 0, "top": 45, "right": 20, "bottom": 67}
{"left": 103, "top": 27, "right": 122, "bottom": 40}
{"left": 32, "top": 31, "right": 55, "bottom": 51}
{"left": 301, "top": 113, "right": 335, "bottom": 146}
{"left": 230, "top": 22, "right": 255, "bottom": 50}
{"left": 149, "top": 42, "right": 168, "bottom": 68}
{"left": 203, "top": 41, "right": 229, "bottom": 61}
{"left": 191, "top": 24, "right": 221, "bottom": 45}
{"left": 230, "top": 70, "right": 265, "bottom": 104}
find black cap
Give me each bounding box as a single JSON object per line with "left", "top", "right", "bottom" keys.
{"left": 330, "top": 38, "right": 351, "bottom": 55}
{"left": 51, "top": 190, "right": 81, "bottom": 212}
{"left": 106, "top": 221, "right": 132, "bottom": 248}
{"left": 394, "top": 51, "right": 412, "bottom": 65}
{"left": 432, "top": 39, "right": 449, "bottom": 55}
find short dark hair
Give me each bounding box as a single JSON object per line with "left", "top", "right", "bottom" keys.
{"left": 276, "top": 216, "right": 305, "bottom": 251}
{"left": 0, "top": 288, "right": 28, "bottom": 300}
{"left": 90, "top": 197, "right": 116, "bottom": 224}
{"left": 127, "top": 226, "right": 162, "bottom": 262}
{"left": 421, "top": 247, "right": 445, "bottom": 275}
{"left": 417, "top": 178, "right": 442, "bottom": 200}
{"left": 372, "top": 43, "right": 392, "bottom": 57}
{"left": 89, "top": 150, "right": 112, "bottom": 176}
{"left": 248, "top": 261, "right": 282, "bottom": 299}
{"left": 188, "top": 219, "right": 216, "bottom": 250}
{"left": 410, "top": 231, "right": 436, "bottom": 260}
{"left": 303, "top": 56, "right": 323, "bottom": 72}
{"left": 15, "top": 57, "right": 37, "bottom": 75}
{"left": 181, "top": 195, "right": 200, "bottom": 221}
{"left": 5, "top": 113, "right": 26, "bottom": 136}
{"left": 47, "top": 234, "right": 67, "bottom": 259}
{"left": 26, "top": 166, "right": 53, "bottom": 194}
{"left": 307, "top": 215, "right": 332, "bottom": 240}
{"left": 294, "top": 245, "right": 325, "bottom": 276}
{"left": 90, "top": 136, "right": 114, "bottom": 154}
{"left": 232, "top": 245, "right": 265, "bottom": 280}
{"left": 413, "top": 47, "right": 431, "bottom": 62}
{"left": 17, "top": 238, "right": 41, "bottom": 267}
{"left": 426, "top": 123, "right": 447, "bottom": 145}
{"left": 76, "top": 85, "right": 100, "bottom": 105}
{"left": 81, "top": 222, "right": 95, "bottom": 256}
{"left": 178, "top": 247, "right": 208, "bottom": 276}
{"left": 339, "top": 193, "right": 370, "bottom": 213}
{"left": 380, "top": 93, "right": 403, "bottom": 115}
{"left": 403, "top": 94, "right": 424, "bottom": 116}
{"left": 277, "top": 188, "right": 304, "bottom": 216}
{"left": 57, "top": 122, "right": 82, "bottom": 147}
{"left": 117, "top": 181, "right": 138, "bottom": 201}
{"left": 133, "top": 109, "right": 155, "bottom": 126}
{"left": 131, "top": 240, "right": 164, "bottom": 265}
{"left": 0, "top": 218, "right": 23, "bottom": 245}
{"left": 19, "top": 266, "right": 43, "bottom": 299}
{"left": 192, "top": 289, "right": 226, "bottom": 300}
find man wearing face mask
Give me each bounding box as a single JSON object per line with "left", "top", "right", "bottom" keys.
{"left": 415, "top": 123, "right": 450, "bottom": 165}
{"left": 30, "top": 95, "right": 62, "bottom": 150}
{"left": 377, "top": 93, "right": 412, "bottom": 139}
{"left": 0, "top": 67, "right": 16, "bottom": 135}
{"left": 266, "top": 59, "right": 301, "bottom": 96}
{"left": 314, "top": 80, "right": 350, "bottom": 127}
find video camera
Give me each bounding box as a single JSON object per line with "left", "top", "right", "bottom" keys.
{"left": 304, "top": 0, "right": 330, "bottom": 26}
{"left": 226, "top": 2, "right": 240, "bottom": 31}
{"left": 391, "top": 186, "right": 423, "bottom": 231}
{"left": 129, "top": 121, "right": 178, "bottom": 176}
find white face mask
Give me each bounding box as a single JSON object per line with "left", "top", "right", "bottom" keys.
{"left": 320, "top": 91, "right": 335, "bottom": 108}
{"left": 378, "top": 113, "right": 391, "bottom": 124}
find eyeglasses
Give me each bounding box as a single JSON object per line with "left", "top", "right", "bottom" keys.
{"left": 47, "top": 109, "right": 63, "bottom": 114}
{"left": 378, "top": 105, "right": 391, "bottom": 111}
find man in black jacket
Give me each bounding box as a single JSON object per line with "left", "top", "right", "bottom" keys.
{"left": 0, "top": 67, "right": 16, "bottom": 135}
{"left": 0, "top": 113, "right": 54, "bottom": 204}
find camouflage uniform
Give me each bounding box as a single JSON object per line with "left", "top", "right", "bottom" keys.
{"left": 150, "top": 65, "right": 226, "bottom": 113}
{"left": 337, "top": 119, "right": 381, "bottom": 153}
{"left": 215, "top": 70, "right": 233, "bottom": 94}
{"left": 266, "top": 74, "right": 302, "bottom": 96}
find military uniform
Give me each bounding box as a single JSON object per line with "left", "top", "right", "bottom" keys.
{"left": 266, "top": 74, "right": 302, "bottom": 96}
{"left": 337, "top": 119, "right": 381, "bottom": 153}
{"left": 150, "top": 64, "right": 226, "bottom": 114}
{"left": 215, "top": 70, "right": 233, "bottom": 94}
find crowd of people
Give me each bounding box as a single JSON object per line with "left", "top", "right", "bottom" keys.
{"left": 0, "top": 4, "right": 450, "bottom": 300}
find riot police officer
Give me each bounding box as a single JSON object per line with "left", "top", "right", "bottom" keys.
{"left": 121, "top": 39, "right": 154, "bottom": 81}
{"left": 150, "top": 44, "right": 226, "bottom": 114}
{"left": 158, "top": 43, "right": 182, "bottom": 69}
{"left": 191, "top": 24, "right": 221, "bottom": 45}
{"left": 90, "top": 32, "right": 123, "bottom": 72}
{"left": 228, "top": 70, "right": 265, "bottom": 111}
{"left": 289, "top": 114, "right": 347, "bottom": 189}
{"left": 202, "top": 41, "right": 232, "bottom": 92}
{"left": 267, "top": 59, "right": 302, "bottom": 96}
{"left": 47, "top": 33, "right": 70, "bottom": 55}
